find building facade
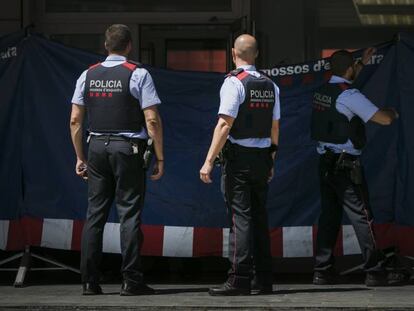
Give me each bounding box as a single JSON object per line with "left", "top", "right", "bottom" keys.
{"left": 1, "top": 0, "right": 413, "bottom": 71}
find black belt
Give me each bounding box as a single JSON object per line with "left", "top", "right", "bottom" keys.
{"left": 321, "top": 149, "right": 361, "bottom": 170}
{"left": 321, "top": 148, "right": 359, "bottom": 161}
{"left": 321, "top": 153, "right": 359, "bottom": 162}
{"left": 88, "top": 134, "right": 147, "bottom": 148}
{"left": 226, "top": 141, "right": 270, "bottom": 153}
{"left": 91, "top": 135, "right": 146, "bottom": 144}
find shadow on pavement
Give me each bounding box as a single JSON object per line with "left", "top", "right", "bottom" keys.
{"left": 102, "top": 287, "right": 210, "bottom": 295}
{"left": 155, "top": 287, "right": 210, "bottom": 295}
{"left": 274, "top": 287, "right": 370, "bottom": 295}
{"left": 102, "top": 286, "right": 369, "bottom": 296}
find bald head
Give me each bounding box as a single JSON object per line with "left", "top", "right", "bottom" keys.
{"left": 233, "top": 34, "right": 258, "bottom": 64}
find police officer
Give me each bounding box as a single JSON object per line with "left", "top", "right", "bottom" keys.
{"left": 70, "top": 24, "right": 164, "bottom": 295}
{"left": 200, "top": 34, "right": 280, "bottom": 296}
{"left": 311, "top": 49, "right": 399, "bottom": 286}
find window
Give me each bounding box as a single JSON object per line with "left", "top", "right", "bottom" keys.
{"left": 45, "top": 0, "right": 232, "bottom": 13}
{"left": 166, "top": 40, "right": 227, "bottom": 72}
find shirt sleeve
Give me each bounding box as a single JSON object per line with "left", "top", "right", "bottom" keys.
{"left": 130, "top": 68, "right": 161, "bottom": 109}
{"left": 218, "top": 77, "right": 244, "bottom": 118}
{"left": 273, "top": 83, "right": 281, "bottom": 121}
{"left": 339, "top": 89, "right": 379, "bottom": 123}
{"left": 71, "top": 70, "right": 87, "bottom": 105}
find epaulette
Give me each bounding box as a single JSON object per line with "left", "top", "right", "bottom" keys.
{"left": 127, "top": 60, "right": 142, "bottom": 67}
{"left": 226, "top": 68, "right": 244, "bottom": 77}
{"left": 122, "top": 60, "right": 139, "bottom": 71}
{"left": 88, "top": 62, "right": 101, "bottom": 70}
{"left": 226, "top": 68, "right": 249, "bottom": 81}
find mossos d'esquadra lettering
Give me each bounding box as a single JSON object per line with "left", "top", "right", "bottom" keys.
{"left": 90, "top": 80, "right": 122, "bottom": 88}
{"left": 0, "top": 47, "right": 17, "bottom": 60}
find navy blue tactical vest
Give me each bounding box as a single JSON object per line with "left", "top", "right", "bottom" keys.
{"left": 84, "top": 61, "right": 144, "bottom": 133}
{"left": 228, "top": 69, "right": 275, "bottom": 139}
{"left": 311, "top": 83, "right": 366, "bottom": 149}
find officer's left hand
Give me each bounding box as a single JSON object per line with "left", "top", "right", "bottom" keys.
{"left": 76, "top": 159, "right": 88, "bottom": 180}
{"left": 200, "top": 161, "right": 213, "bottom": 184}
{"left": 151, "top": 160, "right": 164, "bottom": 181}
{"left": 361, "top": 47, "right": 376, "bottom": 65}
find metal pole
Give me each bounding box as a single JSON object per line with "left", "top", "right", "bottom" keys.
{"left": 14, "top": 246, "right": 32, "bottom": 287}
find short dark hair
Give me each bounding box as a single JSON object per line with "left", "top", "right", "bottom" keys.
{"left": 105, "top": 24, "right": 132, "bottom": 53}
{"left": 330, "top": 50, "right": 354, "bottom": 77}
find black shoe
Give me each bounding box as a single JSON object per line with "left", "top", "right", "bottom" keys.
{"left": 313, "top": 271, "right": 334, "bottom": 285}
{"left": 365, "top": 272, "right": 387, "bottom": 287}
{"left": 209, "top": 282, "right": 250, "bottom": 296}
{"left": 387, "top": 270, "right": 411, "bottom": 286}
{"left": 251, "top": 276, "right": 273, "bottom": 295}
{"left": 120, "top": 281, "right": 155, "bottom": 296}
{"left": 82, "top": 283, "right": 103, "bottom": 295}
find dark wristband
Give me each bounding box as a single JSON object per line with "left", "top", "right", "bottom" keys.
{"left": 269, "top": 144, "right": 278, "bottom": 153}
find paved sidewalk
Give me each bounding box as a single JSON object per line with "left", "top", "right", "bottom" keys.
{"left": 0, "top": 283, "right": 413, "bottom": 310}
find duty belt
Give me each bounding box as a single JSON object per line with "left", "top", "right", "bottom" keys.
{"left": 215, "top": 141, "right": 270, "bottom": 166}
{"left": 321, "top": 149, "right": 363, "bottom": 184}
{"left": 90, "top": 134, "right": 146, "bottom": 144}
{"left": 226, "top": 141, "right": 270, "bottom": 153}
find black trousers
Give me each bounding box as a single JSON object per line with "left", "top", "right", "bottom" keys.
{"left": 314, "top": 153, "right": 384, "bottom": 273}
{"left": 222, "top": 143, "right": 273, "bottom": 288}
{"left": 81, "top": 136, "right": 146, "bottom": 284}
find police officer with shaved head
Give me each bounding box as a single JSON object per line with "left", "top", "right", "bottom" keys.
{"left": 200, "top": 34, "right": 280, "bottom": 295}
{"left": 311, "top": 48, "right": 400, "bottom": 286}
{"left": 70, "top": 24, "right": 164, "bottom": 296}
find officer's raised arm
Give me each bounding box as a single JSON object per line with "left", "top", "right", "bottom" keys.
{"left": 353, "top": 47, "right": 377, "bottom": 79}
{"left": 349, "top": 46, "right": 399, "bottom": 126}
{"left": 369, "top": 107, "right": 399, "bottom": 125}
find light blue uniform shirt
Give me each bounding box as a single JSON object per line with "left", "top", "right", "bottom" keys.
{"left": 71, "top": 55, "right": 161, "bottom": 139}
{"left": 317, "top": 75, "right": 379, "bottom": 155}
{"left": 218, "top": 65, "right": 281, "bottom": 148}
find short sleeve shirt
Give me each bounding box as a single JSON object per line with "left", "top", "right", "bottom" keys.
{"left": 218, "top": 65, "right": 281, "bottom": 148}
{"left": 317, "top": 75, "right": 379, "bottom": 155}
{"left": 71, "top": 55, "right": 161, "bottom": 138}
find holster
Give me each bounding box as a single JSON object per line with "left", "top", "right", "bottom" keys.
{"left": 142, "top": 139, "right": 154, "bottom": 170}
{"left": 215, "top": 141, "right": 236, "bottom": 166}
{"left": 337, "top": 156, "right": 363, "bottom": 185}
{"left": 348, "top": 161, "right": 363, "bottom": 185}
{"left": 322, "top": 149, "right": 363, "bottom": 185}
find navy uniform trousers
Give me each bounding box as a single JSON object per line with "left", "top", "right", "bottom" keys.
{"left": 81, "top": 135, "right": 146, "bottom": 284}
{"left": 314, "top": 152, "right": 384, "bottom": 272}
{"left": 222, "top": 143, "right": 273, "bottom": 289}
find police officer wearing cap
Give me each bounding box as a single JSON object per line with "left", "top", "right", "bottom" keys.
{"left": 311, "top": 49, "right": 399, "bottom": 286}
{"left": 200, "top": 34, "right": 280, "bottom": 296}
{"left": 70, "top": 24, "right": 164, "bottom": 296}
